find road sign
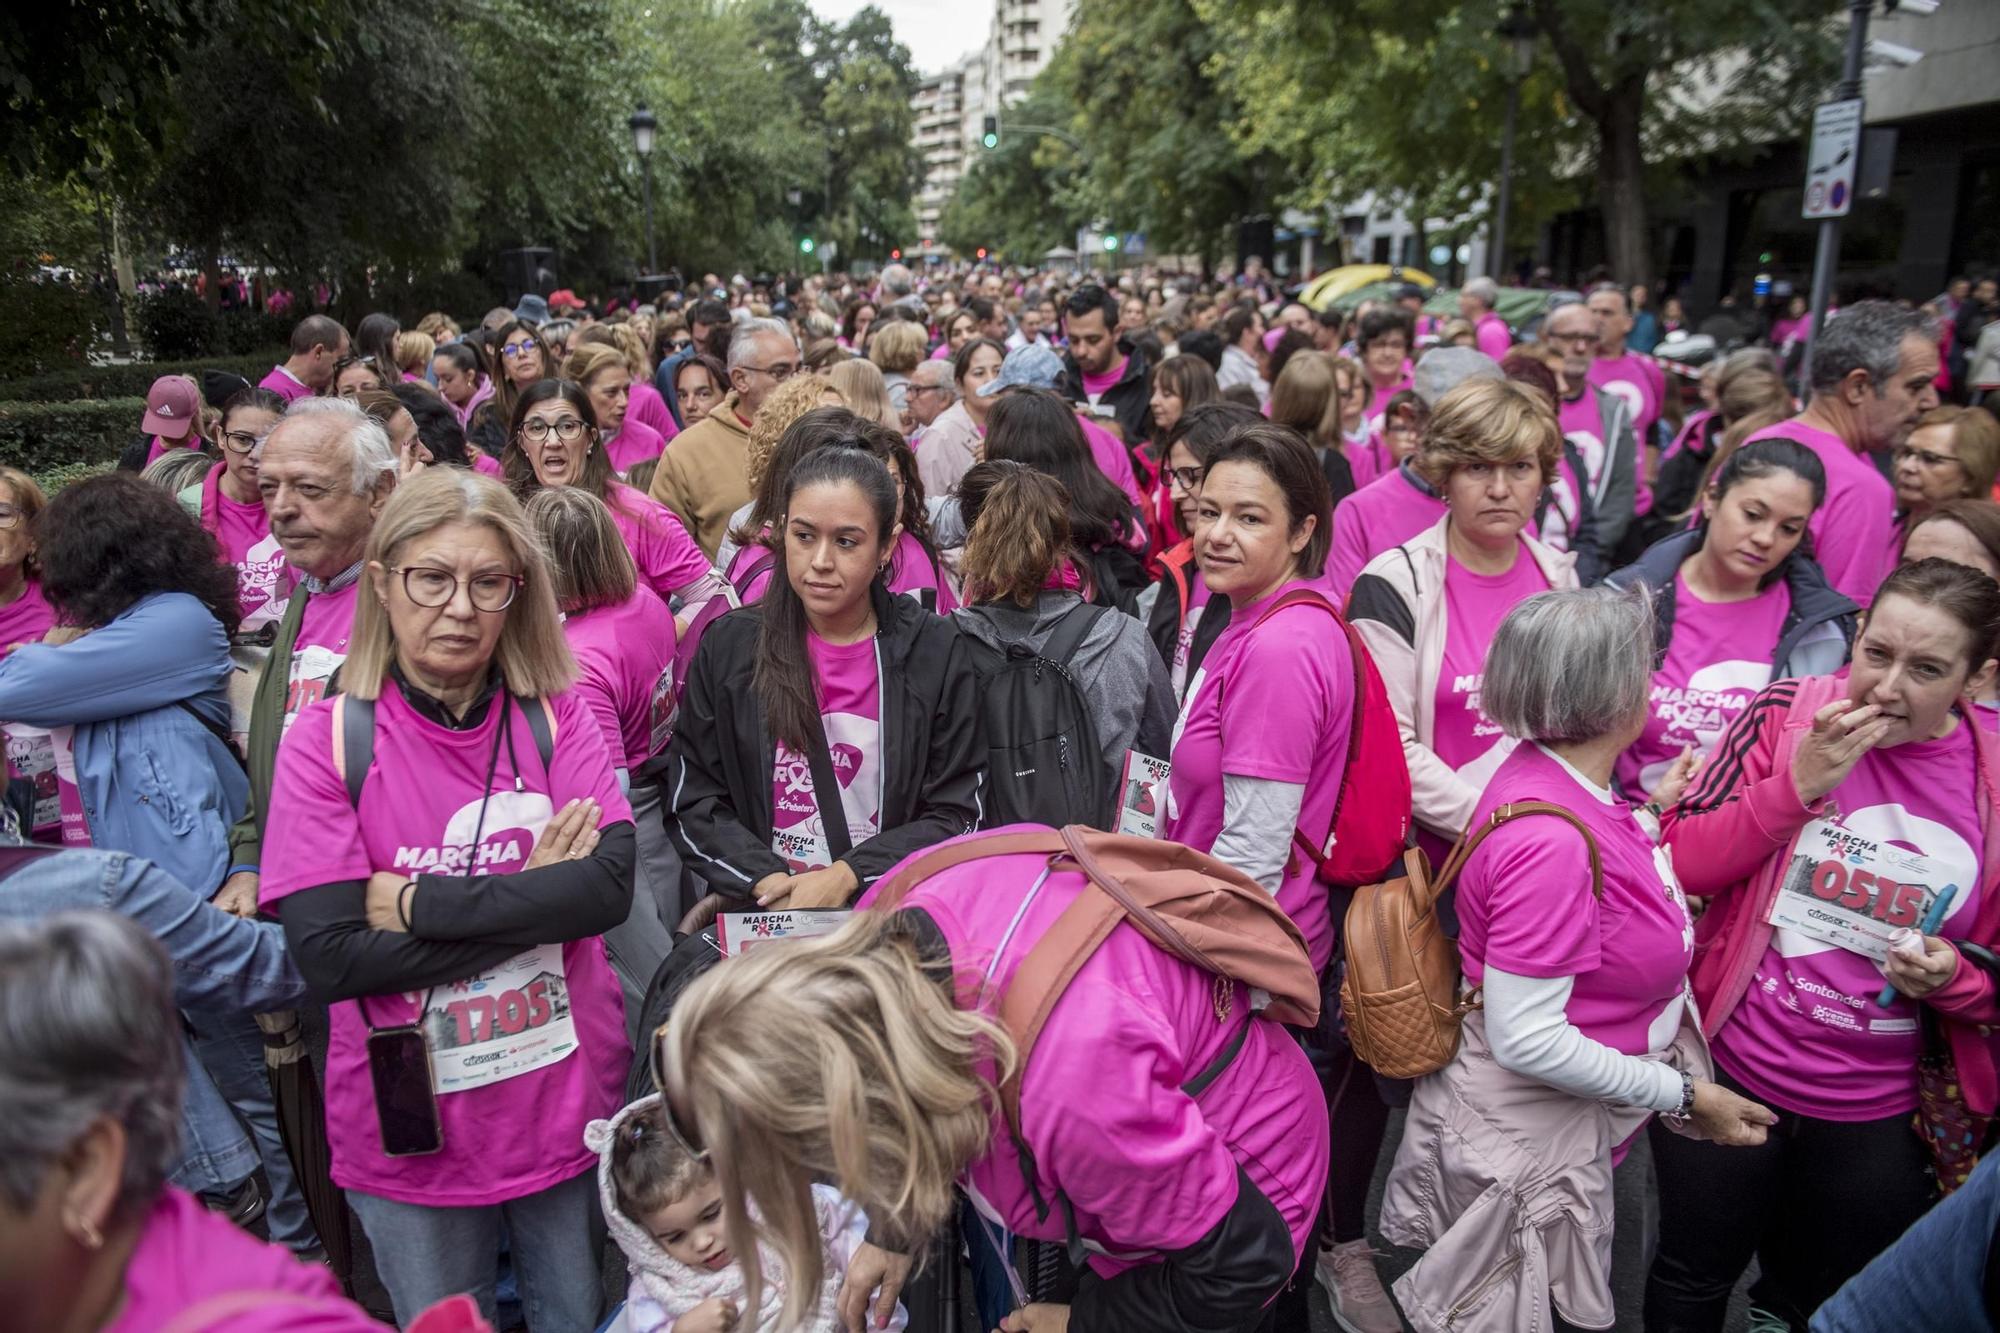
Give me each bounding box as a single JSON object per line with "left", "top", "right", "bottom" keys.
{"left": 1803, "top": 98, "right": 1863, "bottom": 220}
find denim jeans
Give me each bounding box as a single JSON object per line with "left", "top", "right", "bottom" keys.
{"left": 348, "top": 1168, "right": 606, "bottom": 1330}
{"left": 189, "top": 1010, "right": 320, "bottom": 1251}
{"left": 170, "top": 1039, "right": 260, "bottom": 1195}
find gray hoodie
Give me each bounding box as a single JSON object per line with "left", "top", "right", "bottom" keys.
{"left": 951, "top": 591, "right": 1177, "bottom": 783}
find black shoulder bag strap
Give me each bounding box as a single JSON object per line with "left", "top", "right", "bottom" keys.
{"left": 340, "top": 694, "right": 377, "bottom": 809}
{"left": 519, "top": 694, "right": 554, "bottom": 768}
{"left": 804, "top": 718, "right": 856, "bottom": 863}
{"left": 1040, "top": 601, "right": 1105, "bottom": 670}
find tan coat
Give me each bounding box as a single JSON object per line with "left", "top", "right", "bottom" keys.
{"left": 648, "top": 390, "right": 754, "bottom": 560}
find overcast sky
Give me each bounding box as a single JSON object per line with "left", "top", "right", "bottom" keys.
{"left": 808, "top": 0, "right": 991, "bottom": 75}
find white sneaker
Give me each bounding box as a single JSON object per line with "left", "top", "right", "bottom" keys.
{"left": 1316, "top": 1239, "right": 1403, "bottom": 1333}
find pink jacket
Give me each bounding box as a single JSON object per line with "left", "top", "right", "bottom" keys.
{"left": 1663, "top": 672, "right": 2000, "bottom": 1112}
{"left": 856, "top": 837, "right": 1329, "bottom": 1273}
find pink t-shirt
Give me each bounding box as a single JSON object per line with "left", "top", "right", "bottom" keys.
{"left": 1433, "top": 547, "right": 1549, "bottom": 778}
{"left": 1364, "top": 372, "right": 1414, "bottom": 430}
{"left": 0, "top": 579, "right": 54, "bottom": 655}
{"left": 1458, "top": 743, "right": 1696, "bottom": 1062}
{"left": 1164, "top": 581, "right": 1355, "bottom": 974}
{"left": 889, "top": 532, "right": 955, "bottom": 612}
{"left": 1475, "top": 312, "right": 1512, "bottom": 361}
{"left": 1746, "top": 417, "right": 1896, "bottom": 607}
{"left": 259, "top": 685, "right": 632, "bottom": 1205}
{"left": 1617, "top": 574, "right": 1788, "bottom": 797}
{"left": 143, "top": 435, "right": 199, "bottom": 466}
{"left": 1079, "top": 415, "right": 1145, "bottom": 508}
{"left": 604, "top": 481, "right": 713, "bottom": 600}
{"left": 1345, "top": 432, "right": 1391, "bottom": 493}
{"left": 1977, "top": 700, "right": 1999, "bottom": 738}
{"left": 1588, "top": 352, "right": 1663, "bottom": 439}
{"left": 104, "top": 1187, "right": 377, "bottom": 1333}
{"left": 858, "top": 840, "right": 1328, "bottom": 1271}
{"left": 471, "top": 450, "right": 504, "bottom": 478}
{"left": 1540, "top": 394, "right": 1602, "bottom": 552}
{"left": 1080, "top": 357, "right": 1127, "bottom": 403}
{"left": 1326, "top": 466, "right": 1447, "bottom": 598}
{"left": 281, "top": 581, "right": 360, "bottom": 735}
{"left": 257, "top": 365, "right": 314, "bottom": 403}
{"left": 628, "top": 379, "right": 680, "bottom": 446}
{"left": 604, "top": 418, "right": 667, "bottom": 475}
{"left": 1717, "top": 718, "right": 1983, "bottom": 1120}
{"left": 769, "top": 633, "right": 883, "bottom": 872}
{"left": 563, "top": 586, "right": 679, "bottom": 770}
{"left": 199, "top": 467, "right": 288, "bottom": 633}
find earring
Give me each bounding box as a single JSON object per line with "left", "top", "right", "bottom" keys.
{"left": 69, "top": 1215, "right": 102, "bottom": 1250}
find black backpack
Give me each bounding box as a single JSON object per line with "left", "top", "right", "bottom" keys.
{"left": 965, "top": 603, "right": 1113, "bottom": 829}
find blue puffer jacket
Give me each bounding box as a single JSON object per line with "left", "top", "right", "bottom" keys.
{"left": 0, "top": 592, "right": 246, "bottom": 894}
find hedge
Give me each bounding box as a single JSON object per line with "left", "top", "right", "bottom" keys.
{"left": 0, "top": 398, "right": 145, "bottom": 474}
{"left": 0, "top": 352, "right": 285, "bottom": 404}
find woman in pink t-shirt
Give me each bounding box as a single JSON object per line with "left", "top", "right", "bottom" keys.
{"left": 1349, "top": 377, "right": 1578, "bottom": 861}
{"left": 260, "top": 469, "right": 635, "bottom": 1329}
{"left": 656, "top": 846, "right": 1330, "bottom": 1333}
{"left": 1384, "top": 589, "right": 1773, "bottom": 1332}
{"left": 1606, "top": 438, "right": 1858, "bottom": 800}
{"left": 433, "top": 342, "right": 496, "bottom": 431}
{"left": 566, "top": 343, "right": 668, "bottom": 474}
{"left": 0, "top": 913, "right": 387, "bottom": 1333}
{"left": 0, "top": 467, "right": 53, "bottom": 656}
{"left": 1355, "top": 308, "right": 1415, "bottom": 429}
{"left": 1903, "top": 500, "right": 2000, "bottom": 732}
{"left": 184, "top": 388, "right": 290, "bottom": 640}
{"left": 502, "top": 380, "right": 730, "bottom": 628}
{"left": 664, "top": 447, "right": 982, "bottom": 916}
{"left": 1651, "top": 559, "right": 2000, "bottom": 1328}
{"left": 527, "top": 486, "right": 682, "bottom": 1025}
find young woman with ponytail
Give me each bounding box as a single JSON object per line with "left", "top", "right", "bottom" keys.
{"left": 663, "top": 447, "right": 982, "bottom": 914}
{"left": 952, "top": 459, "right": 1174, "bottom": 788}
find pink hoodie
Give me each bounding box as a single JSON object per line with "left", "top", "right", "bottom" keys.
{"left": 1663, "top": 672, "right": 2000, "bottom": 1112}
{"left": 855, "top": 831, "right": 1328, "bottom": 1273}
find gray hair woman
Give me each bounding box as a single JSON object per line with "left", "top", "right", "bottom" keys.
{"left": 259, "top": 468, "right": 636, "bottom": 1328}
{"left": 1378, "top": 587, "right": 1774, "bottom": 1333}
{"left": 0, "top": 911, "right": 377, "bottom": 1329}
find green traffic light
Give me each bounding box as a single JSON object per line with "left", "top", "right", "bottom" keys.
{"left": 800, "top": 237, "right": 815, "bottom": 254}
{"left": 1102, "top": 234, "right": 1119, "bottom": 252}
{"left": 982, "top": 132, "right": 998, "bottom": 149}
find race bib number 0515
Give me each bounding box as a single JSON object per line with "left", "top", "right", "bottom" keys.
{"left": 1767, "top": 818, "right": 1950, "bottom": 963}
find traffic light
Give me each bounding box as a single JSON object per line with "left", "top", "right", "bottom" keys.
{"left": 976, "top": 247, "right": 988, "bottom": 260}
{"left": 799, "top": 236, "right": 815, "bottom": 255}
{"left": 1102, "top": 233, "right": 1120, "bottom": 252}
{"left": 890, "top": 248, "right": 902, "bottom": 260}
{"left": 981, "top": 116, "right": 999, "bottom": 149}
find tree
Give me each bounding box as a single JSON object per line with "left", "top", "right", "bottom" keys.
{"left": 940, "top": 84, "right": 1086, "bottom": 260}
{"left": 1044, "top": 0, "right": 1284, "bottom": 269}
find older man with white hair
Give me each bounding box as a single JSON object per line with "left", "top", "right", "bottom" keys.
{"left": 906, "top": 358, "right": 957, "bottom": 445}
{"left": 221, "top": 397, "right": 401, "bottom": 909}
{"left": 1460, "top": 276, "right": 1512, "bottom": 360}
{"left": 650, "top": 315, "right": 800, "bottom": 558}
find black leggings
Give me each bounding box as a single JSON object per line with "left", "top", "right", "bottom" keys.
{"left": 1324, "top": 1037, "right": 1393, "bottom": 1244}
{"left": 1643, "top": 1063, "right": 1937, "bottom": 1331}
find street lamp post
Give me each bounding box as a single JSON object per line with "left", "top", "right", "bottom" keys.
{"left": 629, "top": 104, "right": 659, "bottom": 275}
{"left": 1489, "top": 7, "right": 1536, "bottom": 282}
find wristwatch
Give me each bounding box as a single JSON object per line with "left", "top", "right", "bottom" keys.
{"left": 1661, "top": 1070, "right": 1696, "bottom": 1126}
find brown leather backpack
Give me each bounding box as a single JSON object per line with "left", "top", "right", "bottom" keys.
{"left": 1339, "top": 801, "right": 1603, "bottom": 1079}
{"left": 870, "top": 824, "right": 1323, "bottom": 1257}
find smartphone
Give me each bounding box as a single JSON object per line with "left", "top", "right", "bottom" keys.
{"left": 368, "top": 1025, "right": 443, "bottom": 1156}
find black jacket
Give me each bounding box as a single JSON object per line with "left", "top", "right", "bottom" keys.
{"left": 1606, "top": 527, "right": 1859, "bottom": 676}
{"left": 664, "top": 583, "right": 984, "bottom": 901}
{"left": 1129, "top": 540, "right": 1231, "bottom": 699}
{"left": 1063, "top": 338, "right": 1154, "bottom": 448}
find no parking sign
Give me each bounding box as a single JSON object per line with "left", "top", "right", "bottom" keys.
{"left": 1803, "top": 98, "right": 1862, "bottom": 220}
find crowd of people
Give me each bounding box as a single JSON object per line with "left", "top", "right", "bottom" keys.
{"left": 4, "top": 257, "right": 2000, "bottom": 1333}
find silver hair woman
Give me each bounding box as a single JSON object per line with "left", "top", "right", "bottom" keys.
{"left": 0, "top": 911, "right": 375, "bottom": 1329}
{"left": 1378, "top": 587, "right": 1774, "bottom": 1333}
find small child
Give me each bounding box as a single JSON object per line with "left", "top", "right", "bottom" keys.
{"left": 586, "top": 1094, "right": 908, "bottom": 1333}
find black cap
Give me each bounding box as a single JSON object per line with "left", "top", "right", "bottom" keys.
{"left": 201, "top": 369, "right": 253, "bottom": 409}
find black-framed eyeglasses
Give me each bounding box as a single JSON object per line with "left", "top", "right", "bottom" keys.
{"left": 1895, "top": 445, "right": 1960, "bottom": 470}
{"left": 1548, "top": 330, "right": 1599, "bottom": 346}
{"left": 0, "top": 504, "right": 24, "bottom": 530}
{"left": 741, "top": 361, "right": 799, "bottom": 382}
{"left": 221, "top": 429, "right": 266, "bottom": 455}
{"left": 1165, "top": 464, "right": 1206, "bottom": 491}
{"left": 648, "top": 1033, "right": 709, "bottom": 1160}
{"left": 501, "top": 341, "right": 541, "bottom": 360}
{"left": 521, "top": 417, "right": 588, "bottom": 444}
{"left": 391, "top": 565, "right": 524, "bottom": 612}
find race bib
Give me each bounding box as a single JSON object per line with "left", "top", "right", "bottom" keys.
{"left": 420, "top": 943, "right": 577, "bottom": 1093}
{"left": 772, "top": 824, "right": 831, "bottom": 874}
{"left": 50, "top": 727, "right": 89, "bottom": 847}
{"left": 1767, "top": 818, "right": 1954, "bottom": 963}
{"left": 286, "top": 644, "right": 347, "bottom": 730}
{"left": 4, "top": 723, "right": 60, "bottom": 835}
{"left": 647, "top": 663, "right": 677, "bottom": 754}
{"left": 715, "top": 909, "right": 850, "bottom": 957}
{"left": 1118, "top": 750, "right": 1171, "bottom": 839}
